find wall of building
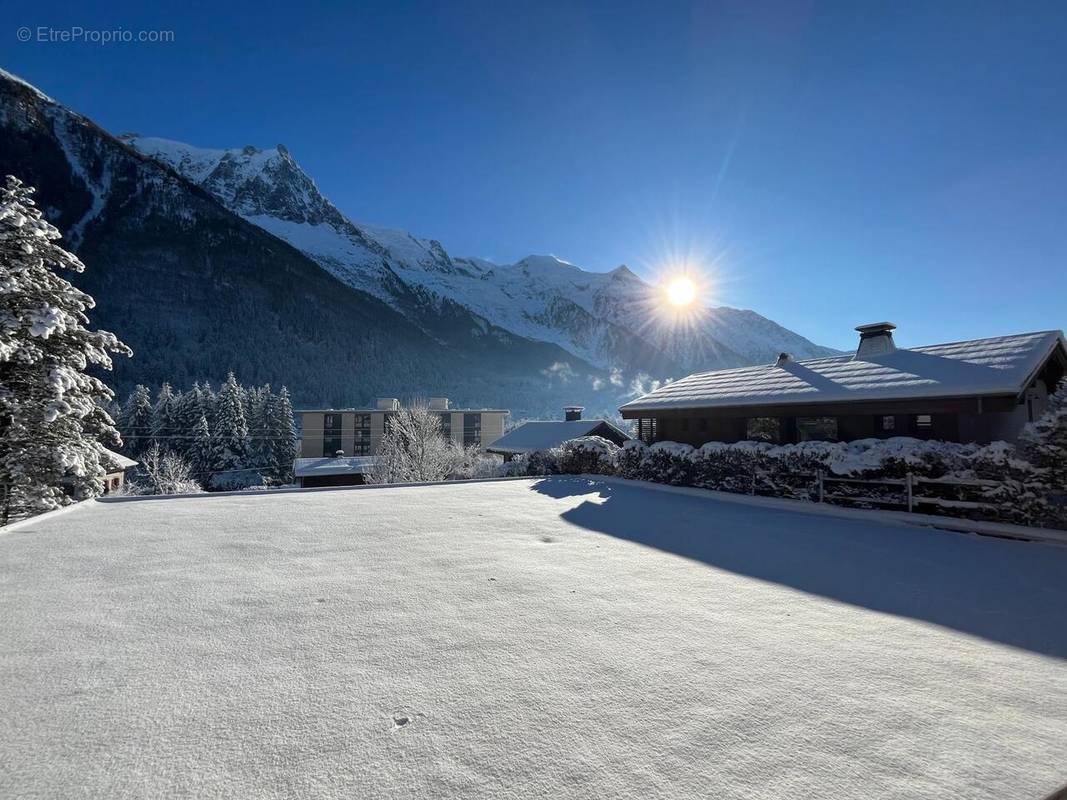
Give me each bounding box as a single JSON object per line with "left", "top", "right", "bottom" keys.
{"left": 299, "top": 409, "right": 509, "bottom": 456}
{"left": 300, "top": 413, "right": 325, "bottom": 457}
{"left": 480, "top": 413, "right": 506, "bottom": 448}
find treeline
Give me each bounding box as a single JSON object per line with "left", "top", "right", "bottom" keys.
{"left": 115, "top": 373, "right": 297, "bottom": 488}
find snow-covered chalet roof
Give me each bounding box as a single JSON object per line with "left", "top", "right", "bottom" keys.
{"left": 294, "top": 457, "right": 378, "bottom": 478}
{"left": 102, "top": 449, "right": 138, "bottom": 472}
{"left": 621, "top": 330, "right": 1066, "bottom": 414}
{"left": 486, "top": 419, "right": 630, "bottom": 454}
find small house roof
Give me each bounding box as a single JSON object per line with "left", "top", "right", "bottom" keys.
{"left": 293, "top": 457, "right": 378, "bottom": 478}
{"left": 620, "top": 330, "right": 1067, "bottom": 414}
{"left": 486, "top": 419, "right": 630, "bottom": 455}
{"left": 102, "top": 449, "right": 138, "bottom": 472}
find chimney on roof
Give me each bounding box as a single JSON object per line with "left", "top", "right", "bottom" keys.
{"left": 855, "top": 322, "right": 897, "bottom": 358}
{"left": 564, "top": 405, "right": 584, "bottom": 422}
{"left": 775, "top": 352, "right": 791, "bottom": 366}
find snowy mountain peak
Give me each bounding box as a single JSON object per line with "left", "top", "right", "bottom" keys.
{"left": 121, "top": 135, "right": 344, "bottom": 227}
{"left": 124, "top": 132, "right": 838, "bottom": 378}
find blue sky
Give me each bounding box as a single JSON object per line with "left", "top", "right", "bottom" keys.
{"left": 4, "top": 0, "right": 1066, "bottom": 350}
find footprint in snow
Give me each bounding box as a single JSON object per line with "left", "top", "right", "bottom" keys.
{"left": 391, "top": 709, "right": 424, "bottom": 729}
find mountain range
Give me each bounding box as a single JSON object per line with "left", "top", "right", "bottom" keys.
{"left": 0, "top": 68, "right": 835, "bottom": 418}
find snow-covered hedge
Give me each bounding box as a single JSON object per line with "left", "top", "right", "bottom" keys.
{"left": 513, "top": 435, "right": 1062, "bottom": 528}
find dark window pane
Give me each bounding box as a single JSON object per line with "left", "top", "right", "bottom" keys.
{"left": 797, "top": 417, "right": 838, "bottom": 442}
{"left": 463, "top": 413, "right": 481, "bottom": 445}
{"left": 746, "top": 417, "right": 781, "bottom": 444}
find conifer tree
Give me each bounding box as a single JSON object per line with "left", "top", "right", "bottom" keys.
{"left": 1020, "top": 379, "right": 1067, "bottom": 490}
{"left": 151, "top": 382, "right": 180, "bottom": 452}
{"left": 0, "top": 176, "right": 130, "bottom": 523}
{"left": 118, "top": 384, "right": 153, "bottom": 457}
{"left": 212, "top": 372, "right": 249, "bottom": 474}
{"left": 269, "top": 386, "right": 297, "bottom": 483}
{"left": 187, "top": 413, "right": 213, "bottom": 482}
{"left": 247, "top": 384, "right": 271, "bottom": 472}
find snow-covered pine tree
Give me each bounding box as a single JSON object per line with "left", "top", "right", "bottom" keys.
{"left": 268, "top": 386, "right": 297, "bottom": 483}
{"left": 200, "top": 381, "right": 217, "bottom": 430}
{"left": 1020, "top": 379, "right": 1067, "bottom": 491}
{"left": 151, "top": 382, "right": 180, "bottom": 453}
{"left": 246, "top": 384, "right": 272, "bottom": 474}
{"left": 173, "top": 383, "right": 203, "bottom": 457}
{"left": 0, "top": 176, "right": 130, "bottom": 524}
{"left": 187, "top": 413, "right": 213, "bottom": 483}
{"left": 211, "top": 372, "right": 249, "bottom": 474}
{"left": 117, "top": 384, "right": 153, "bottom": 457}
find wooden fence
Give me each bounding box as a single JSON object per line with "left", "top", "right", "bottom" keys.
{"left": 815, "top": 471, "right": 1001, "bottom": 515}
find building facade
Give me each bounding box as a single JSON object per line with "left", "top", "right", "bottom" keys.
{"left": 621, "top": 324, "right": 1067, "bottom": 447}
{"left": 297, "top": 398, "right": 508, "bottom": 458}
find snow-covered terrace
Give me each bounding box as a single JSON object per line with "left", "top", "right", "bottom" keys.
{"left": 2, "top": 478, "right": 1065, "bottom": 799}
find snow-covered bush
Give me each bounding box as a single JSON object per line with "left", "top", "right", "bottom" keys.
{"left": 125, "top": 445, "right": 203, "bottom": 495}
{"left": 617, "top": 440, "right": 648, "bottom": 480}
{"left": 558, "top": 436, "right": 620, "bottom": 475}
{"left": 521, "top": 447, "right": 564, "bottom": 476}
{"left": 508, "top": 431, "right": 1064, "bottom": 528}
{"left": 1020, "top": 379, "right": 1067, "bottom": 491}
{"left": 640, "top": 441, "right": 694, "bottom": 485}
{"left": 448, "top": 450, "right": 506, "bottom": 480}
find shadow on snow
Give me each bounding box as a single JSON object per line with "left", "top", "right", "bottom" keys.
{"left": 531, "top": 476, "right": 1067, "bottom": 659}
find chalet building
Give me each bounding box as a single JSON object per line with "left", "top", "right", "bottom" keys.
{"left": 486, "top": 406, "right": 631, "bottom": 461}
{"left": 293, "top": 456, "right": 377, "bottom": 488}
{"left": 297, "top": 397, "right": 508, "bottom": 458}
{"left": 620, "top": 323, "right": 1066, "bottom": 447}
{"left": 101, "top": 449, "right": 138, "bottom": 494}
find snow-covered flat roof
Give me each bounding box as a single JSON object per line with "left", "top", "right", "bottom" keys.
{"left": 486, "top": 419, "right": 630, "bottom": 454}
{"left": 2, "top": 478, "right": 1064, "bottom": 798}
{"left": 621, "top": 330, "right": 1066, "bottom": 413}
{"left": 293, "top": 456, "right": 377, "bottom": 477}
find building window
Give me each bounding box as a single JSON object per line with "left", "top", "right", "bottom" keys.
{"left": 914, "top": 414, "right": 933, "bottom": 438}
{"left": 463, "top": 413, "right": 482, "bottom": 446}
{"left": 440, "top": 412, "right": 452, "bottom": 440}
{"left": 882, "top": 415, "right": 895, "bottom": 431}
{"left": 797, "top": 417, "right": 838, "bottom": 442}
{"left": 746, "top": 417, "right": 781, "bottom": 444}
{"left": 637, "top": 418, "right": 657, "bottom": 444}
{"left": 353, "top": 414, "right": 371, "bottom": 456}
{"left": 323, "top": 413, "right": 343, "bottom": 456}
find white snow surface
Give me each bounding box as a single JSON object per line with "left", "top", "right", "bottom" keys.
{"left": 1, "top": 478, "right": 1065, "bottom": 799}
{"left": 622, "top": 330, "right": 1067, "bottom": 411}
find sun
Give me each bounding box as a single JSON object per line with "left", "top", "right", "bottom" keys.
{"left": 665, "top": 276, "right": 698, "bottom": 307}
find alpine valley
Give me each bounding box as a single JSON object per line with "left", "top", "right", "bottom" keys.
{"left": 0, "top": 68, "right": 835, "bottom": 418}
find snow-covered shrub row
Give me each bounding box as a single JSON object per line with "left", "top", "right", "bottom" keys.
{"left": 512, "top": 435, "right": 1062, "bottom": 527}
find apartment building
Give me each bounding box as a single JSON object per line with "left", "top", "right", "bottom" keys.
{"left": 297, "top": 398, "right": 508, "bottom": 458}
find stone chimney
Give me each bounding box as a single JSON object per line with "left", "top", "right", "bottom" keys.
{"left": 854, "top": 322, "right": 897, "bottom": 358}
{"left": 564, "top": 405, "right": 584, "bottom": 422}
{"left": 775, "top": 352, "right": 791, "bottom": 366}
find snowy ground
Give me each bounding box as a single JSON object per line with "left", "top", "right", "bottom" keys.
{"left": 1, "top": 478, "right": 1065, "bottom": 799}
